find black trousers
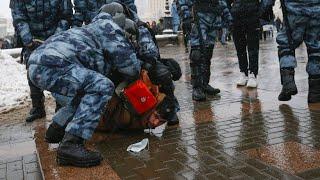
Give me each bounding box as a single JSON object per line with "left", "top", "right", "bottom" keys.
{"left": 233, "top": 21, "right": 260, "bottom": 76}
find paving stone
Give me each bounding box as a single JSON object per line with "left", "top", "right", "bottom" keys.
{"left": 23, "top": 162, "right": 39, "bottom": 174}
{"left": 0, "top": 168, "right": 5, "bottom": 179}
{"left": 24, "top": 172, "right": 43, "bottom": 180}
{"left": 7, "top": 170, "right": 23, "bottom": 180}
{"left": 7, "top": 161, "right": 22, "bottom": 173}
{"left": 23, "top": 154, "right": 37, "bottom": 164}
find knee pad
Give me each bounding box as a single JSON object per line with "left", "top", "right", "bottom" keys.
{"left": 148, "top": 61, "right": 172, "bottom": 85}
{"left": 159, "top": 58, "right": 182, "bottom": 81}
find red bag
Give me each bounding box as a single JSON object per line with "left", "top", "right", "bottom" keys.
{"left": 121, "top": 80, "right": 157, "bottom": 115}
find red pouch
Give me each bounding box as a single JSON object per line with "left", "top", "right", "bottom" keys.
{"left": 122, "top": 80, "right": 157, "bottom": 115}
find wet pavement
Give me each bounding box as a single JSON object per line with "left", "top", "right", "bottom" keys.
{"left": 1, "top": 37, "right": 320, "bottom": 179}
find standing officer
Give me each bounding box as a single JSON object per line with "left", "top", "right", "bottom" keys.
{"left": 72, "top": 0, "right": 136, "bottom": 26}
{"left": 28, "top": 10, "right": 141, "bottom": 167}
{"left": 10, "top": 0, "right": 73, "bottom": 122}
{"left": 277, "top": 0, "right": 320, "bottom": 103}
{"left": 178, "top": 0, "right": 233, "bottom": 101}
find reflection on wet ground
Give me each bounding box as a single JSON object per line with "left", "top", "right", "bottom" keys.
{"left": 19, "top": 39, "right": 320, "bottom": 179}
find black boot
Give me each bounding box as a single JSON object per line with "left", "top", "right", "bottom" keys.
{"left": 26, "top": 78, "right": 46, "bottom": 122}
{"left": 278, "top": 68, "right": 298, "bottom": 101}
{"left": 45, "top": 122, "right": 65, "bottom": 143}
{"left": 26, "top": 97, "right": 46, "bottom": 122}
{"left": 308, "top": 77, "right": 320, "bottom": 103}
{"left": 57, "top": 133, "right": 102, "bottom": 167}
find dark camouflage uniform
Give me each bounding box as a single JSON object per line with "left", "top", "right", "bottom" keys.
{"left": 178, "top": 0, "right": 232, "bottom": 92}
{"left": 73, "top": 0, "right": 137, "bottom": 26}
{"left": 10, "top": 0, "right": 72, "bottom": 46}
{"left": 28, "top": 13, "right": 141, "bottom": 140}
{"left": 276, "top": 0, "right": 320, "bottom": 76}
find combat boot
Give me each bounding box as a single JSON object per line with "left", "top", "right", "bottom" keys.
{"left": 278, "top": 68, "right": 298, "bottom": 101}
{"left": 26, "top": 97, "right": 46, "bottom": 122}
{"left": 45, "top": 122, "right": 65, "bottom": 143}
{"left": 57, "top": 133, "right": 103, "bottom": 167}
{"left": 308, "top": 77, "right": 320, "bottom": 103}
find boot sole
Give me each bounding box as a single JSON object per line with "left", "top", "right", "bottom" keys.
{"left": 193, "top": 97, "right": 206, "bottom": 101}
{"left": 57, "top": 155, "right": 102, "bottom": 167}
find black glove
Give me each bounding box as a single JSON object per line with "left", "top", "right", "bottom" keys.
{"left": 159, "top": 58, "right": 182, "bottom": 81}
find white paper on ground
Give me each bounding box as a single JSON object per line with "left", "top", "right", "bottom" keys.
{"left": 127, "top": 138, "right": 149, "bottom": 153}
{"left": 144, "top": 122, "right": 167, "bottom": 138}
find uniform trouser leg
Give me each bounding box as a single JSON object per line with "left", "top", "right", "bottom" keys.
{"left": 305, "top": 18, "right": 320, "bottom": 103}
{"left": 247, "top": 24, "right": 260, "bottom": 76}
{"left": 27, "top": 72, "right": 45, "bottom": 108}
{"left": 28, "top": 64, "right": 114, "bottom": 140}
{"left": 233, "top": 25, "right": 249, "bottom": 75}
{"left": 276, "top": 14, "right": 306, "bottom": 101}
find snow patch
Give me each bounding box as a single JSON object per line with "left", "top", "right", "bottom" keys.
{"left": 0, "top": 52, "right": 29, "bottom": 112}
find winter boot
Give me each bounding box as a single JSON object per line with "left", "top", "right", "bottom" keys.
{"left": 26, "top": 97, "right": 46, "bottom": 122}
{"left": 278, "top": 68, "right": 298, "bottom": 101}
{"left": 308, "top": 77, "right": 320, "bottom": 103}
{"left": 45, "top": 122, "right": 65, "bottom": 143}
{"left": 191, "top": 65, "right": 206, "bottom": 101}
{"left": 203, "top": 65, "right": 220, "bottom": 95}
{"left": 57, "top": 133, "right": 103, "bottom": 167}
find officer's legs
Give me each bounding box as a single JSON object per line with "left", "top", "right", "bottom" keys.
{"left": 24, "top": 49, "right": 45, "bottom": 122}
{"left": 26, "top": 73, "right": 46, "bottom": 122}
{"left": 29, "top": 64, "right": 114, "bottom": 167}
{"left": 233, "top": 24, "right": 248, "bottom": 75}
{"left": 190, "top": 46, "right": 206, "bottom": 101}
{"left": 202, "top": 45, "right": 220, "bottom": 95}
{"left": 276, "top": 14, "right": 305, "bottom": 101}
{"left": 305, "top": 18, "right": 320, "bottom": 103}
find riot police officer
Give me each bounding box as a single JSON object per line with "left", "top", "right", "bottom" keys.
{"left": 10, "top": 0, "right": 73, "bottom": 122}
{"left": 178, "top": 0, "right": 233, "bottom": 101}
{"left": 276, "top": 0, "right": 320, "bottom": 103}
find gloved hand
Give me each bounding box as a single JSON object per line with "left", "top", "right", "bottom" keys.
{"left": 141, "top": 57, "right": 157, "bottom": 71}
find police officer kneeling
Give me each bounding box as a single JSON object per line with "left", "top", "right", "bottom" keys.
{"left": 28, "top": 10, "right": 141, "bottom": 167}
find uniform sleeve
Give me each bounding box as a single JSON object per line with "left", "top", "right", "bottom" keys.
{"left": 72, "top": 0, "right": 87, "bottom": 27}
{"left": 98, "top": 19, "right": 141, "bottom": 78}
{"left": 177, "top": 0, "right": 192, "bottom": 22}
{"left": 137, "top": 26, "right": 160, "bottom": 65}
{"left": 219, "top": 0, "right": 233, "bottom": 25}
{"left": 55, "top": 0, "right": 73, "bottom": 33}
{"left": 10, "top": 0, "right": 33, "bottom": 46}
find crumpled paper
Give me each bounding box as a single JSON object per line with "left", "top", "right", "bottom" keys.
{"left": 127, "top": 138, "right": 149, "bottom": 153}
{"left": 144, "top": 122, "right": 167, "bottom": 138}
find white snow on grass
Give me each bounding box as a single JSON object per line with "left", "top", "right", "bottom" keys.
{"left": 0, "top": 52, "right": 29, "bottom": 112}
